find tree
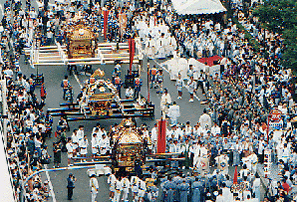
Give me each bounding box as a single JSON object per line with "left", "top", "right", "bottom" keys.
{"left": 253, "top": 0, "right": 297, "bottom": 70}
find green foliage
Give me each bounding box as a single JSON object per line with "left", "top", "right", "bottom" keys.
{"left": 253, "top": 0, "right": 297, "bottom": 34}
{"left": 253, "top": 0, "right": 297, "bottom": 69}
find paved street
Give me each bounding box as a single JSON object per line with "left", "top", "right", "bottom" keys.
{"left": 2, "top": 1, "right": 270, "bottom": 201}
{"left": 18, "top": 49, "right": 206, "bottom": 202}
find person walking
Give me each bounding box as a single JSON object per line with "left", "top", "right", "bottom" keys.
{"left": 175, "top": 73, "right": 184, "bottom": 99}
{"left": 187, "top": 76, "right": 198, "bottom": 103}
{"left": 61, "top": 75, "right": 70, "bottom": 100}
{"left": 67, "top": 173, "right": 77, "bottom": 200}
{"left": 90, "top": 174, "right": 99, "bottom": 202}
{"left": 156, "top": 69, "right": 164, "bottom": 94}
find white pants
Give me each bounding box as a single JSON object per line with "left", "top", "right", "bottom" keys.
{"left": 113, "top": 191, "right": 121, "bottom": 202}
{"left": 133, "top": 192, "right": 139, "bottom": 202}
{"left": 122, "top": 188, "right": 129, "bottom": 201}
{"left": 91, "top": 190, "right": 97, "bottom": 202}
{"left": 138, "top": 190, "right": 145, "bottom": 198}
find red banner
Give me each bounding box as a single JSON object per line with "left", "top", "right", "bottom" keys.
{"left": 103, "top": 10, "right": 109, "bottom": 39}
{"left": 233, "top": 166, "right": 238, "bottom": 184}
{"left": 157, "top": 119, "right": 167, "bottom": 153}
{"left": 128, "top": 38, "right": 135, "bottom": 74}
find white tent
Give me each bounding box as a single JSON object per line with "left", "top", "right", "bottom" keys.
{"left": 171, "top": 0, "right": 227, "bottom": 15}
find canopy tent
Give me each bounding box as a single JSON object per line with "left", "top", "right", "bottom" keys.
{"left": 171, "top": 0, "right": 227, "bottom": 15}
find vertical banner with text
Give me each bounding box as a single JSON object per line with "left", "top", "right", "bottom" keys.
{"left": 157, "top": 119, "right": 166, "bottom": 153}
{"left": 103, "top": 10, "right": 109, "bottom": 39}
{"left": 128, "top": 38, "right": 135, "bottom": 74}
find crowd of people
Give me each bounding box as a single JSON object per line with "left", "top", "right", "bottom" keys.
{"left": 2, "top": 0, "right": 297, "bottom": 201}
{"left": 1, "top": 0, "right": 55, "bottom": 200}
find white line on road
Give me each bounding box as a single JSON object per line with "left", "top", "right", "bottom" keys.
{"left": 0, "top": 5, "right": 4, "bottom": 17}
{"left": 44, "top": 165, "right": 57, "bottom": 202}
{"left": 73, "top": 71, "right": 83, "bottom": 89}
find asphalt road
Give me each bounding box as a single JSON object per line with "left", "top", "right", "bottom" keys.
{"left": 19, "top": 53, "right": 206, "bottom": 201}
{"left": 6, "top": 0, "right": 206, "bottom": 201}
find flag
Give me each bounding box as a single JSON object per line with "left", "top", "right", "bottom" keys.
{"left": 103, "top": 10, "right": 109, "bottom": 39}
{"left": 147, "top": 64, "right": 150, "bottom": 103}
{"left": 233, "top": 166, "right": 238, "bottom": 184}
{"left": 157, "top": 119, "right": 166, "bottom": 153}
{"left": 128, "top": 38, "right": 135, "bottom": 74}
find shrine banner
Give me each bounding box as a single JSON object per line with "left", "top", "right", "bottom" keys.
{"left": 119, "top": 13, "right": 127, "bottom": 38}
{"left": 157, "top": 119, "right": 166, "bottom": 153}
{"left": 128, "top": 38, "right": 135, "bottom": 73}
{"left": 103, "top": 10, "right": 109, "bottom": 39}
{"left": 269, "top": 109, "right": 283, "bottom": 130}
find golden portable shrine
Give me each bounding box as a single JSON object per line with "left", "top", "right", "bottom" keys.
{"left": 47, "top": 68, "right": 154, "bottom": 121}
{"left": 112, "top": 119, "right": 146, "bottom": 171}
{"left": 79, "top": 69, "right": 119, "bottom": 117}
{"left": 66, "top": 22, "right": 97, "bottom": 59}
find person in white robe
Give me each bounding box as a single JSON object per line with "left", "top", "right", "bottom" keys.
{"left": 252, "top": 178, "right": 261, "bottom": 202}
{"left": 91, "top": 133, "right": 99, "bottom": 157}
{"left": 99, "top": 133, "right": 110, "bottom": 155}
{"left": 199, "top": 109, "right": 212, "bottom": 129}
{"left": 167, "top": 101, "right": 180, "bottom": 126}
{"left": 107, "top": 173, "right": 116, "bottom": 200}
{"left": 79, "top": 135, "right": 88, "bottom": 158}
{"left": 131, "top": 175, "right": 140, "bottom": 201}
{"left": 156, "top": 34, "right": 166, "bottom": 59}
{"left": 138, "top": 179, "right": 147, "bottom": 201}
{"left": 166, "top": 35, "right": 176, "bottom": 57}
{"left": 145, "top": 37, "right": 156, "bottom": 59}
{"left": 114, "top": 177, "right": 122, "bottom": 202}
{"left": 160, "top": 88, "right": 172, "bottom": 117}
{"left": 166, "top": 49, "right": 180, "bottom": 80}
{"left": 90, "top": 174, "right": 99, "bottom": 202}
{"left": 178, "top": 57, "right": 189, "bottom": 81}
{"left": 250, "top": 152, "right": 258, "bottom": 174}
{"left": 121, "top": 176, "right": 130, "bottom": 202}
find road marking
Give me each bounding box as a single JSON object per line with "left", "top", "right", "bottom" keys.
{"left": 0, "top": 5, "right": 3, "bottom": 18}
{"left": 151, "top": 59, "right": 169, "bottom": 73}
{"left": 44, "top": 165, "right": 57, "bottom": 202}
{"left": 73, "top": 71, "right": 83, "bottom": 89}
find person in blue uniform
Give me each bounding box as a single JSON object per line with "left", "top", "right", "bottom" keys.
{"left": 150, "top": 65, "right": 157, "bottom": 89}
{"left": 67, "top": 173, "right": 77, "bottom": 200}
{"left": 61, "top": 75, "right": 70, "bottom": 100}
{"left": 156, "top": 69, "right": 164, "bottom": 94}
{"left": 175, "top": 73, "right": 184, "bottom": 99}
{"left": 114, "top": 74, "right": 122, "bottom": 98}
{"left": 134, "top": 77, "right": 142, "bottom": 99}
{"left": 191, "top": 177, "right": 203, "bottom": 202}
{"left": 178, "top": 179, "right": 190, "bottom": 202}
{"left": 164, "top": 177, "right": 176, "bottom": 202}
